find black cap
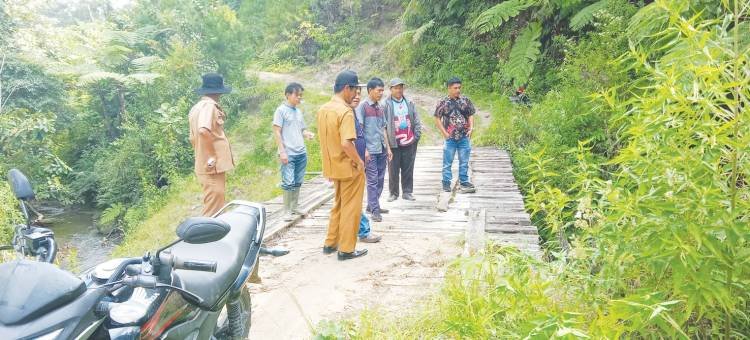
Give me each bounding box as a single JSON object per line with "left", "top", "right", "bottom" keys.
{"left": 334, "top": 70, "right": 359, "bottom": 89}
{"left": 195, "top": 73, "right": 232, "bottom": 95}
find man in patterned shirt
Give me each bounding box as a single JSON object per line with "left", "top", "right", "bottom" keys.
{"left": 434, "top": 77, "right": 476, "bottom": 194}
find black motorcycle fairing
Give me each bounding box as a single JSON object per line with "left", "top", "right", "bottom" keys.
{"left": 0, "top": 260, "right": 85, "bottom": 325}
{"left": 0, "top": 288, "right": 108, "bottom": 340}
{"left": 169, "top": 207, "right": 260, "bottom": 310}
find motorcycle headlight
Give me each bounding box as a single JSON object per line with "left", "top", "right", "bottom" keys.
{"left": 33, "top": 328, "right": 63, "bottom": 340}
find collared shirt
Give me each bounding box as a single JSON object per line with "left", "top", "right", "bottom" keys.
{"left": 434, "top": 95, "right": 476, "bottom": 140}
{"left": 188, "top": 96, "right": 235, "bottom": 174}
{"left": 355, "top": 98, "right": 386, "bottom": 154}
{"left": 273, "top": 102, "right": 307, "bottom": 156}
{"left": 354, "top": 111, "right": 366, "bottom": 160}
{"left": 317, "top": 95, "right": 357, "bottom": 180}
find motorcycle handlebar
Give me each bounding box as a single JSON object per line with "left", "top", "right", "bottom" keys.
{"left": 174, "top": 258, "right": 217, "bottom": 273}
{"left": 158, "top": 251, "right": 217, "bottom": 272}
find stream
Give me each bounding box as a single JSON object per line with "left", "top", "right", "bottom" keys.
{"left": 36, "top": 204, "right": 116, "bottom": 272}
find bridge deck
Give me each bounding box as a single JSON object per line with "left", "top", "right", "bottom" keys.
{"left": 261, "top": 145, "right": 540, "bottom": 255}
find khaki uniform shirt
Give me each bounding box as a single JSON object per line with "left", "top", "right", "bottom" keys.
{"left": 317, "top": 95, "right": 357, "bottom": 180}
{"left": 188, "top": 96, "right": 235, "bottom": 175}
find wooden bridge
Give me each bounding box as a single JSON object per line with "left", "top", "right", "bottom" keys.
{"left": 248, "top": 145, "right": 540, "bottom": 338}
{"left": 261, "top": 145, "right": 540, "bottom": 256}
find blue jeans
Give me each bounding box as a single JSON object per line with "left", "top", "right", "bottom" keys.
{"left": 358, "top": 212, "right": 370, "bottom": 238}
{"left": 442, "top": 137, "right": 471, "bottom": 185}
{"left": 280, "top": 153, "right": 307, "bottom": 191}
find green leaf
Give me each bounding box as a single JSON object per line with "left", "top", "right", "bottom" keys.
{"left": 78, "top": 71, "right": 128, "bottom": 85}
{"left": 502, "top": 22, "right": 542, "bottom": 87}
{"left": 569, "top": 0, "right": 608, "bottom": 31}
{"left": 470, "top": 0, "right": 535, "bottom": 34}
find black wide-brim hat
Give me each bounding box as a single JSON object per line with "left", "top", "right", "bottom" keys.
{"left": 195, "top": 73, "right": 232, "bottom": 95}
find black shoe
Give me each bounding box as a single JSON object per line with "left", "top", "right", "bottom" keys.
{"left": 338, "top": 249, "right": 368, "bottom": 260}
{"left": 370, "top": 212, "right": 383, "bottom": 222}
{"left": 442, "top": 183, "right": 452, "bottom": 192}
{"left": 323, "top": 246, "right": 337, "bottom": 254}
{"left": 461, "top": 182, "right": 475, "bottom": 188}
{"left": 402, "top": 193, "right": 416, "bottom": 201}
{"left": 387, "top": 194, "right": 398, "bottom": 202}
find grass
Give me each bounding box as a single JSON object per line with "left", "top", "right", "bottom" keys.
{"left": 113, "top": 79, "right": 330, "bottom": 257}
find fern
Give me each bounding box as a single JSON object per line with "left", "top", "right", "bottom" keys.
{"left": 100, "top": 203, "right": 125, "bottom": 226}
{"left": 411, "top": 20, "right": 435, "bottom": 44}
{"left": 78, "top": 71, "right": 128, "bottom": 85}
{"left": 125, "top": 72, "right": 161, "bottom": 85}
{"left": 385, "top": 20, "right": 434, "bottom": 51}
{"left": 470, "top": 0, "right": 535, "bottom": 34}
{"left": 502, "top": 22, "right": 542, "bottom": 87}
{"left": 569, "top": 0, "right": 608, "bottom": 31}
{"left": 131, "top": 56, "right": 161, "bottom": 72}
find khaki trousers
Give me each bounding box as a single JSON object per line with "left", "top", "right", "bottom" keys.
{"left": 197, "top": 172, "right": 226, "bottom": 217}
{"left": 324, "top": 169, "right": 365, "bottom": 253}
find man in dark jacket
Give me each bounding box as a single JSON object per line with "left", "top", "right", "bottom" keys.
{"left": 384, "top": 78, "right": 422, "bottom": 201}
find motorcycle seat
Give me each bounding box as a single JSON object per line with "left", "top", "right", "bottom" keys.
{"left": 169, "top": 206, "right": 260, "bottom": 309}
{"left": 0, "top": 260, "right": 86, "bottom": 325}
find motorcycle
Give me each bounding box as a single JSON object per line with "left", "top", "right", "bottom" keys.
{"left": 0, "top": 200, "right": 267, "bottom": 339}
{"left": 0, "top": 169, "right": 57, "bottom": 263}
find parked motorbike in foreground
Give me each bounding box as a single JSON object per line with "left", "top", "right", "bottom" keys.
{"left": 0, "top": 169, "right": 57, "bottom": 263}
{"left": 0, "top": 200, "right": 266, "bottom": 339}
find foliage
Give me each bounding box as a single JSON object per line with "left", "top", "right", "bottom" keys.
{"left": 469, "top": 0, "right": 534, "bottom": 34}
{"left": 501, "top": 22, "right": 542, "bottom": 87}
{"left": 0, "top": 182, "right": 21, "bottom": 245}
{"left": 326, "top": 0, "right": 750, "bottom": 338}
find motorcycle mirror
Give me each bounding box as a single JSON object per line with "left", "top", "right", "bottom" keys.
{"left": 7, "top": 169, "right": 35, "bottom": 201}
{"left": 176, "top": 217, "right": 231, "bottom": 244}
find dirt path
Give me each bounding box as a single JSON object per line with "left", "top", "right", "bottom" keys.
{"left": 247, "top": 70, "right": 499, "bottom": 339}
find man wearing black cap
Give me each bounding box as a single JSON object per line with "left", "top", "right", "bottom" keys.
{"left": 188, "top": 73, "right": 235, "bottom": 216}
{"left": 317, "top": 70, "right": 368, "bottom": 260}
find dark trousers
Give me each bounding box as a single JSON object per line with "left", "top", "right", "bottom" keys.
{"left": 388, "top": 142, "right": 417, "bottom": 197}
{"left": 366, "top": 152, "right": 387, "bottom": 213}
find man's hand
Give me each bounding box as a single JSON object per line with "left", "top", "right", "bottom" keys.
{"left": 303, "top": 130, "right": 315, "bottom": 140}
{"left": 352, "top": 159, "right": 365, "bottom": 172}
{"left": 207, "top": 157, "right": 216, "bottom": 168}
{"left": 467, "top": 129, "right": 473, "bottom": 138}
{"left": 387, "top": 148, "right": 393, "bottom": 162}
{"left": 279, "top": 151, "right": 289, "bottom": 165}
{"left": 365, "top": 150, "right": 371, "bottom": 162}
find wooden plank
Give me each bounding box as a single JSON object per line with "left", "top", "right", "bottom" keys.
{"left": 464, "top": 209, "right": 486, "bottom": 256}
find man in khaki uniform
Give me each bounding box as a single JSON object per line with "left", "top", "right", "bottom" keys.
{"left": 318, "top": 70, "right": 368, "bottom": 260}
{"left": 188, "top": 73, "right": 235, "bottom": 216}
